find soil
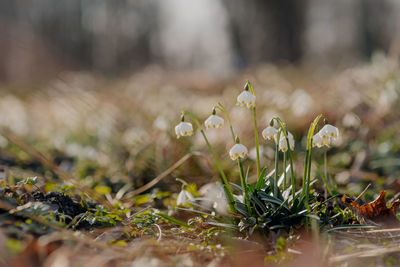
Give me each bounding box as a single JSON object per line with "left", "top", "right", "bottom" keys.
{"left": 31, "top": 191, "right": 88, "bottom": 219}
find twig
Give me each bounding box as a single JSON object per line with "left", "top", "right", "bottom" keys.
{"left": 330, "top": 246, "right": 400, "bottom": 263}
{"left": 123, "top": 152, "right": 205, "bottom": 199}
{"left": 154, "top": 223, "right": 162, "bottom": 242}
{"left": 354, "top": 183, "right": 371, "bottom": 202}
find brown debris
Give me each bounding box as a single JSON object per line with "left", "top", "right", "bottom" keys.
{"left": 342, "top": 191, "right": 400, "bottom": 226}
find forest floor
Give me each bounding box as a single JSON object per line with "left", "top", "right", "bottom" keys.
{"left": 1, "top": 56, "right": 400, "bottom": 266}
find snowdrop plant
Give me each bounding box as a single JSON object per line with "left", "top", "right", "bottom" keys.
{"left": 229, "top": 137, "right": 251, "bottom": 212}
{"left": 302, "top": 116, "right": 340, "bottom": 210}
{"left": 264, "top": 118, "right": 296, "bottom": 199}
{"left": 312, "top": 121, "right": 340, "bottom": 198}
{"left": 236, "top": 82, "right": 261, "bottom": 182}
{"left": 175, "top": 110, "right": 236, "bottom": 212}
{"left": 173, "top": 80, "right": 341, "bottom": 233}
{"left": 216, "top": 102, "right": 250, "bottom": 212}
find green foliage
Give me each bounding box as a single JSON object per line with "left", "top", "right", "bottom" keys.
{"left": 234, "top": 178, "right": 312, "bottom": 233}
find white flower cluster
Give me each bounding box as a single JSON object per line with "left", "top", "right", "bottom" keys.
{"left": 173, "top": 86, "right": 339, "bottom": 164}
{"left": 312, "top": 124, "right": 339, "bottom": 148}
{"left": 262, "top": 126, "right": 295, "bottom": 152}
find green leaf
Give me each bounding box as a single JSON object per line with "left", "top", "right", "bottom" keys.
{"left": 235, "top": 202, "right": 250, "bottom": 217}
{"left": 269, "top": 224, "right": 288, "bottom": 230}
{"left": 249, "top": 192, "right": 267, "bottom": 214}
{"left": 157, "top": 212, "right": 194, "bottom": 228}
{"left": 255, "top": 167, "right": 267, "bottom": 190}
{"left": 258, "top": 192, "right": 286, "bottom": 207}
{"left": 206, "top": 222, "right": 238, "bottom": 230}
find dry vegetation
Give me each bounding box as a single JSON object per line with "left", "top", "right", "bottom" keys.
{"left": 1, "top": 54, "right": 400, "bottom": 266}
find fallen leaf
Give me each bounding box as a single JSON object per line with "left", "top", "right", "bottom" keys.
{"left": 342, "top": 191, "right": 400, "bottom": 226}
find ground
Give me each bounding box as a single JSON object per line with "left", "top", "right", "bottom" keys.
{"left": 1, "top": 56, "right": 400, "bottom": 266}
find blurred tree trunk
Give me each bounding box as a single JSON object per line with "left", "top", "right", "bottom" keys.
{"left": 223, "top": 0, "right": 306, "bottom": 68}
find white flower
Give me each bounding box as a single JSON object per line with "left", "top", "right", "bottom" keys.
{"left": 277, "top": 132, "right": 295, "bottom": 152}
{"left": 204, "top": 115, "right": 224, "bottom": 129}
{"left": 320, "top": 124, "right": 339, "bottom": 140}
{"left": 229, "top": 143, "right": 248, "bottom": 160}
{"left": 287, "top": 132, "right": 295, "bottom": 151}
{"left": 199, "top": 183, "right": 228, "bottom": 214}
{"left": 175, "top": 122, "right": 193, "bottom": 139}
{"left": 236, "top": 91, "right": 256, "bottom": 108}
{"left": 176, "top": 190, "right": 194, "bottom": 206}
{"left": 262, "top": 126, "right": 277, "bottom": 140}
{"left": 312, "top": 132, "right": 324, "bottom": 148}
{"left": 313, "top": 124, "right": 339, "bottom": 148}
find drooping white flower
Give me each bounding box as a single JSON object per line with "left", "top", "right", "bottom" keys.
{"left": 175, "top": 122, "right": 193, "bottom": 139}
{"left": 278, "top": 136, "right": 288, "bottom": 152}
{"left": 204, "top": 115, "right": 224, "bottom": 129}
{"left": 277, "top": 132, "right": 295, "bottom": 152}
{"left": 236, "top": 91, "right": 256, "bottom": 109}
{"left": 312, "top": 132, "right": 324, "bottom": 148}
{"left": 199, "top": 182, "right": 228, "bottom": 214}
{"left": 176, "top": 189, "right": 194, "bottom": 206}
{"left": 312, "top": 124, "right": 340, "bottom": 148}
{"left": 287, "top": 132, "right": 295, "bottom": 151}
{"left": 229, "top": 143, "right": 248, "bottom": 160}
{"left": 262, "top": 126, "right": 277, "bottom": 140}
{"left": 320, "top": 124, "right": 339, "bottom": 140}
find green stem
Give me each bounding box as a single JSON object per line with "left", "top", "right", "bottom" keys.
{"left": 283, "top": 151, "right": 287, "bottom": 189}
{"left": 305, "top": 146, "right": 313, "bottom": 209}
{"left": 216, "top": 103, "right": 235, "bottom": 142}
{"left": 272, "top": 118, "right": 296, "bottom": 200}
{"left": 252, "top": 107, "right": 261, "bottom": 181}
{"left": 238, "top": 158, "right": 250, "bottom": 212}
{"left": 274, "top": 131, "right": 281, "bottom": 198}
{"left": 288, "top": 150, "right": 296, "bottom": 201}
{"left": 200, "top": 130, "right": 236, "bottom": 212}
{"left": 217, "top": 103, "right": 248, "bottom": 211}
{"left": 302, "top": 114, "right": 323, "bottom": 209}
{"left": 324, "top": 150, "right": 328, "bottom": 200}
{"left": 302, "top": 150, "right": 309, "bottom": 199}
{"left": 158, "top": 212, "right": 194, "bottom": 228}
{"left": 182, "top": 110, "right": 236, "bottom": 212}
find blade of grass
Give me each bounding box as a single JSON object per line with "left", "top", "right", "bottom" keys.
{"left": 157, "top": 212, "right": 194, "bottom": 228}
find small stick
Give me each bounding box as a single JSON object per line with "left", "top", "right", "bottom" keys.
{"left": 123, "top": 152, "right": 206, "bottom": 199}
{"left": 354, "top": 183, "right": 371, "bottom": 202}
{"left": 154, "top": 223, "right": 162, "bottom": 242}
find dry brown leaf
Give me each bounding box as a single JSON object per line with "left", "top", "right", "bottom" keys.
{"left": 342, "top": 191, "right": 400, "bottom": 226}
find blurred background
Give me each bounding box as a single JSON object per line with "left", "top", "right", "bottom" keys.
{"left": 1, "top": 0, "right": 400, "bottom": 84}
{"left": 0, "top": 0, "right": 400, "bottom": 196}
